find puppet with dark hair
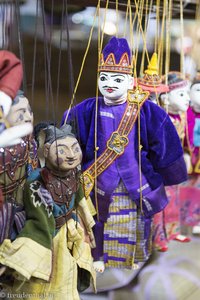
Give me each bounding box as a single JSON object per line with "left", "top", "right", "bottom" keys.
{"left": 0, "top": 124, "right": 96, "bottom": 300}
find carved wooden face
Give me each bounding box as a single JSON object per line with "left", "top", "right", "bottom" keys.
{"left": 98, "top": 72, "right": 133, "bottom": 101}
{"left": 6, "top": 96, "right": 33, "bottom": 126}
{"left": 190, "top": 83, "right": 200, "bottom": 112}
{"left": 44, "top": 136, "right": 82, "bottom": 171}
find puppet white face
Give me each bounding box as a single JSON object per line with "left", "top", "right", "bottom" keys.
{"left": 167, "top": 87, "right": 190, "bottom": 113}
{"left": 190, "top": 83, "right": 200, "bottom": 112}
{"left": 98, "top": 72, "right": 133, "bottom": 101}
{"left": 44, "top": 136, "right": 82, "bottom": 172}
{"left": 6, "top": 96, "right": 33, "bottom": 126}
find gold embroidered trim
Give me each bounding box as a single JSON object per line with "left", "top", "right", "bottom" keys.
{"left": 83, "top": 87, "right": 149, "bottom": 197}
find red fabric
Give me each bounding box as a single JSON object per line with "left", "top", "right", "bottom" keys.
{"left": 153, "top": 186, "right": 181, "bottom": 250}
{"left": 0, "top": 50, "right": 23, "bottom": 99}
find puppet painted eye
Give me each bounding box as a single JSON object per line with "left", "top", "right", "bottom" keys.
{"left": 74, "top": 146, "right": 80, "bottom": 153}
{"left": 17, "top": 114, "right": 24, "bottom": 122}
{"left": 100, "top": 76, "right": 107, "bottom": 81}
{"left": 59, "top": 149, "right": 64, "bottom": 154}
{"left": 115, "top": 78, "right": 123, "bottom": 83}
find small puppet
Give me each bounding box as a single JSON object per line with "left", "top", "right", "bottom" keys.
{"left": 157, "top": 72, "right": 193, "bottom": 246}
{"left": 62, "top": 37, "right": 187, "bottom": 273}
{"left": 160, "top": 72, "right": 193, "bottom": 172}
{"left": 0, "top": 124, "right": 96, "bottom": 300}
{"left": 0, "top": 50, "right": 32, "bottom": 147}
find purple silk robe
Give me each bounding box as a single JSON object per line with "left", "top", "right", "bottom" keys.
{"left": 62, "top": 97, "right": 187, "bottom": 261}
{"left": 62, "top": 97, "right": 187, "bottom": 221}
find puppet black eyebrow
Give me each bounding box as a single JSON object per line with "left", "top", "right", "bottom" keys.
{"left": 57, "top": 144, "right": 68, "bottom": 148}
{"left": 111, "top": 74, "right": 125, "bottom": 78}
{"left": 100, "top": 73, "right": 108, "bottom": 77}
{"left": 56, "top": 142, "right": 78, "bottom": 148}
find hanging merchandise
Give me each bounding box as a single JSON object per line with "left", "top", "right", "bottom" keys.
{"left": 0, "top": 91, "right": 37, "bottom": 276}
{"left": 156, "top": 71, "right": 193, "bottom": 248}
{"left": 0, "top": 124, "right": 96, "bottom": 300}
{"left": 179, "top": 73, "right": 200, "bottom": 235}
{"left": 0, "top": 51, "right": 33, "bottom": 147}
{"left": 62, "top": 36, "right": 188, "bottom": 273}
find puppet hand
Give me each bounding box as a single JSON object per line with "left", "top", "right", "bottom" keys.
{"left": 93, "top": 261, "right": 105, "bottom": 273}
{"left": 183, "top": 152, "right": 192, "bottom": 173}
{"left": 0, "top": 91, "right": 12, "bottom": 116}
{"left": 0, "top": 123, "right": 33, "bottom": 147}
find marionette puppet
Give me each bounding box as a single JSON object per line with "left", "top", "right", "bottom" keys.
{"left": 62, "top": 37, "right": 187, "bottom": 273}
{"left": 0, "top": 50, "right": 32, "bottom": 147}
{"left": 158, "top": 72, "right": 193, "bottom": 246}
{"left": 178, "top": 74, "right": 200, "bottom": 235}
{"left": 0, "top": 91, "right": 37, "bottom": 263}
{"left": 0, "top": 124, "right": 96, "bottom": 300}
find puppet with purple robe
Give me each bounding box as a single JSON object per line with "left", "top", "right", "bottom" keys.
{"left": 62, "top": 37, "right": 187, "bottom": 272}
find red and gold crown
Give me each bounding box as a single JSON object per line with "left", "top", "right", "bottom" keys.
{"left": 98, "top": 52, "right": 133, "bottom": 75}
{"left": 136, "top": 53, "right": 169, "bottom": 93}
{"left": 98, "top": 37, "right": 133, "bottom": 75}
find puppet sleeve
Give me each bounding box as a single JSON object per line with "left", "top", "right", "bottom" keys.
{"left": 145, "top": 102, "right": 188, "bottom": 186}
{"left": 0, "top": 50, "right": 23, "bottom": 99}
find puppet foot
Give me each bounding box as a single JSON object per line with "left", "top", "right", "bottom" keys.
{"left": 154, "top": 240, "right": 168, "bottom": 252}
{"left": 174, "top": 234, "right": 191, "bottom": 242}
{"left": 93, "top": 261, "right": 105, "bottom": 273}
{"left": 192, "top": 224, "right": 200, "bottom": 235}
{"left": 157, "top": 245, "right": 168, "bottom": 252}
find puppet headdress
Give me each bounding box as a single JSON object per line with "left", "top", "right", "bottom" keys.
{"left": 137, "top": 53, "right": 169, "bottom": 93}
{"left": 167, "top": 72, "right": 188, "bottom": 91}
{"left": 98, "top": 37, "right": 133, "bottom": 75}
{"left": 44, "top": 124, "right": 75, "bottom": 144}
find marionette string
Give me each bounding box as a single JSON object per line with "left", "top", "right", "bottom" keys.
{"left": 31, "top": 0, "right": 39, "bottom": 106}
{"left": 15, "top": 0, "right": 27, "bottom": 93}
{"left": 63, "top": 0, "right": 101, "bottom": 125}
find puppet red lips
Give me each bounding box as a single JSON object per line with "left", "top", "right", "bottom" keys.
{"left": 106, "top": 88, "right": 114, "bottom": 93}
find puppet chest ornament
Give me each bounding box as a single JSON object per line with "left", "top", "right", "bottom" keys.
{"left": 83, "top": 86, "right": 149, "bottom": 198}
